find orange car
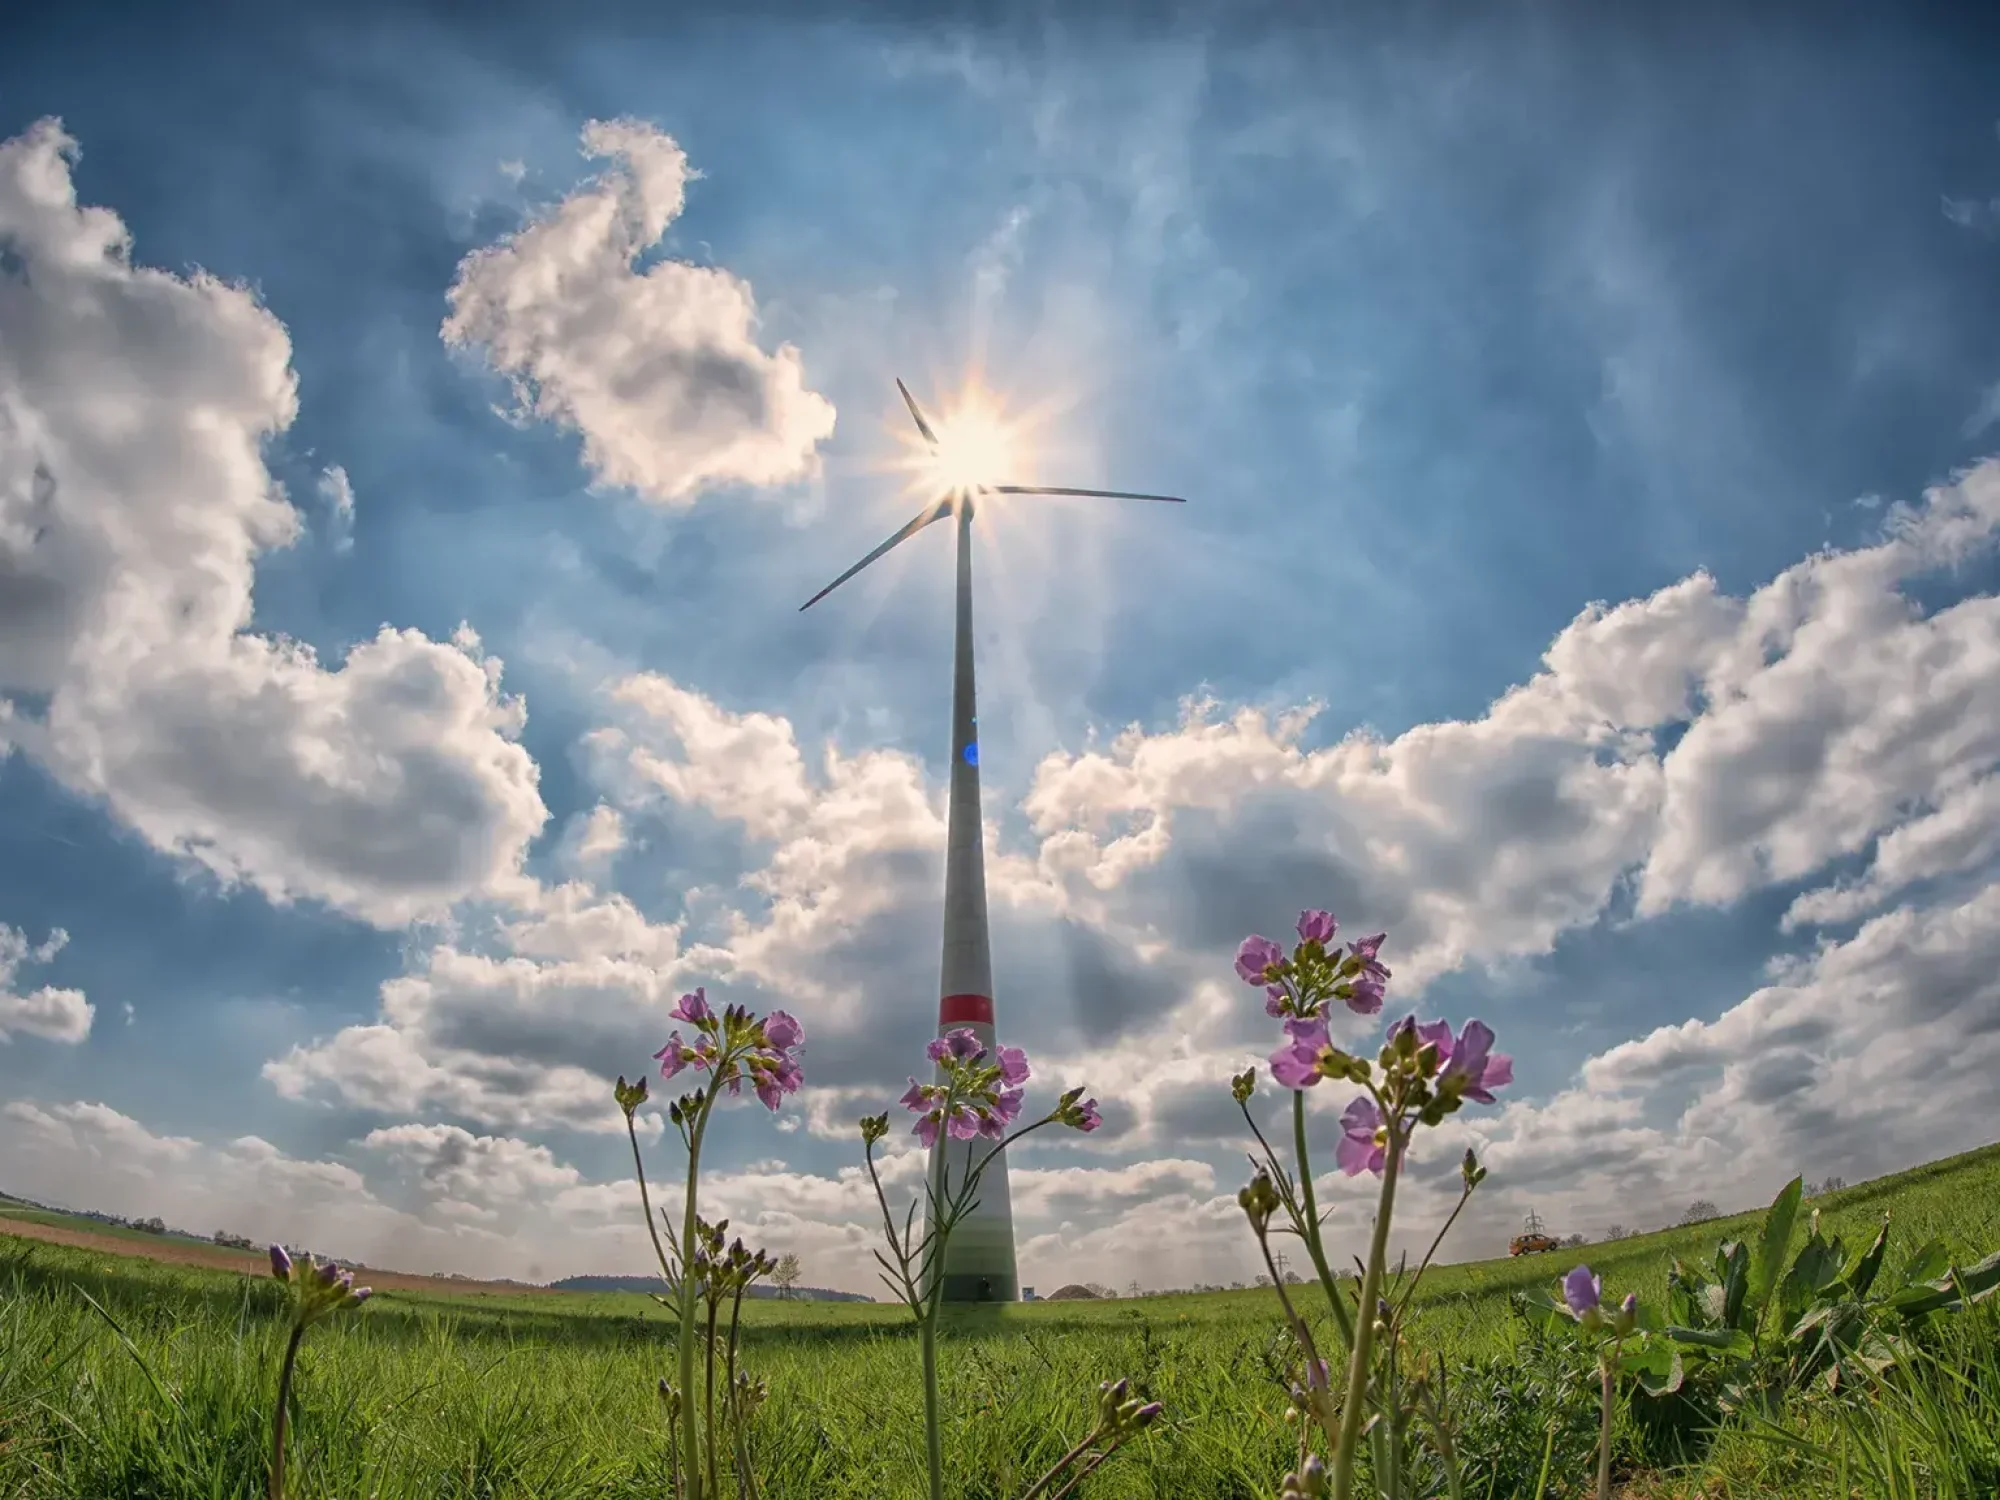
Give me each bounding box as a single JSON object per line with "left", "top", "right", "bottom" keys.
{"left": 1508, "top": 1232, "right": 1562, "bottom": 1256}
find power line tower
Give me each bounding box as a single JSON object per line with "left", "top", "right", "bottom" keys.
{"left": 1522, "top": 1208, "right": 1546, "bottom": 1237}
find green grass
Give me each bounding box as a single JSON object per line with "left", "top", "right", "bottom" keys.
{"left": 2, "top": 1143, "right": 1996, "bottom": 1498}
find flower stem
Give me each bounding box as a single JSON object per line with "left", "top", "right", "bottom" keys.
{"left": 1293, "top": 1090, "right": 1357, "bottom": 1351}
{"left": 268, "top": 1322, "right": 304, "bottom": 1500}
{"left": 1330, "top": 1116, "right": 1403, "bottom": 1500}
{"left": 677, "top": 1100, "right": 715, "bottom": 1500}
{"left": 919, "top": 1296, "right": 946, "bottom": 1500}
{"left": 1595, "top": 1343, "right": 1621, "bottom": 1500}
{"left": 1017, "top": 1424, "right": 1108, "bottom": 1500}
{"left": 704, "top": 1288, "right": 721, "bottom": 1500}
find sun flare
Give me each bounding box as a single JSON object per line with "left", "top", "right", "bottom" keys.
{"left": 900, "top": 384, "right": 1037, "bottom": 496}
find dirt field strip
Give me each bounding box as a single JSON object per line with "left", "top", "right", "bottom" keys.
{"left": 0, "top": 1215, "right": 551, "bottom": 1296}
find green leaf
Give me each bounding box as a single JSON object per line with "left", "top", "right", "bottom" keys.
{"left": 1665, "top": 1260, "right": 1707, "bottom": 1329}
{"left": 1840, "top": 1217, "right": 1891, "bottom": 1301}
{"left": 1665, "top": 1324, "right": 1754, "bottom": 1358}
{"left": 1899, "top": 1239, "right": 1950, "bottom": 1289}
{"left": 1719, "top": 1240, "right": 1751, "bottom": 1332}
{"left": 1779, "top": 1236, "right": 1843, "bottom": 1329}
{"left": 1749, "top": 1176, "right": 1803, "bottom": 1329}
{"left": 1511, "top": 1287, "right": 1570, "bottom": 1337}
{"left": 1625, "top": 1339, "right": 1685, "bottom": 1397}
{"left": 1884, "top": 1249, "right": 2000, "bottom": 1319}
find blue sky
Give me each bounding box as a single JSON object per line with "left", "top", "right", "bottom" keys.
{"left": 4, "top": 1, "right": 2000, "bottom": 1290}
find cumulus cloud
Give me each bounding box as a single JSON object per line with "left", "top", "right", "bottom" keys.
{"left": 1404, "top": 872, "right": 2000, "bottom": 1253}
{"left": 0, "top": 1100, "right": 442, "bottom": 1263}
{"left": 0, "top": 118, "right": 548, "bottom": 927}
{"left": 0, "top": 924, "right": 91, "bottom": 1044}
{"left": 442, "top": 118, "right": 836, "bottom": 505}
{"left": 229, "top": 447, "right": 2000, "bottom": 1288}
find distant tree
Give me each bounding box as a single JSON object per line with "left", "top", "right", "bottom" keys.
{"left": 1254, "top": 1274, "right": 1273, "bottom": 1287}
{"left": 1282, "top": 1270, "right": 1304, "bottom": 1285}
{"left": 1680, "top": 1200, "right": 1720, "bottom": 1226}
{"left": 1085, "top": 1283, "right": 1116, "bottom": 1300}
{"left": 136, "top": 1216, "right": 166, "bottom": 1235}
{"left": 1604, "top": 1224, "right": 1629, "bottom": 1242}
{"left": 1807, "top": 1176, "right": 1846, "bottom": 1197}
{"left": 772, "top": 1253, "right": 802, "bottom": 1298}
{"left": 1231, "top": 1280, "right": 1247, "bottom": 1290}
{"left": 1562, "top": 1233, "right": 1587, "bottom": 1248}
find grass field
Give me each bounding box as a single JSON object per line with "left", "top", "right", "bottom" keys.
{"left": 3, "top": 1143, "right": 1998, "bottom": 1498}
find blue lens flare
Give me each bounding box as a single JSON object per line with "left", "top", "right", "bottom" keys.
{"left": 963, "top": 742, "right": 979, "bottom": 767}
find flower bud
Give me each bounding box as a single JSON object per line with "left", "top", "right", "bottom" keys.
{"left": 1461, "top": 1147, "right": 1486, "bottom": 1191}
{"left": 1231, "top": 1067, "right": 1256, "bottom": 1104}
{"left": 269, "top": 1244, "right": 292, "bottom": 1282}
{"left": 1237, "top": 1173, "right": 1281, "bottom": 1233}
{"left": 859, "top": 1112, "right": 889, "bottom": 1146}
{"left": 1612, "top": 1291, "right": 1638, "bottom": 1336}
{"left": 615, "top": 1075, "right": 649, "bottom": 1117}
{"left": 1280, "top": 1453, "right": 1329, "bottom": 1499}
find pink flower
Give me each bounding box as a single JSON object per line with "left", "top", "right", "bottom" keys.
{"left": 1071, "top": 1097, "right": 1102, "bottom": 1132}
{"left": 927, "top": 1028, "right": 987, "bottom": 1064}
{"left": 1345, "top": 973, "right": 1386, "bottom": 1015}
{"left": 1264, "top": 985, "right": 1288, "bottom": 1017}
{"left": 671, "top": 988, "right": 713, "bottom": 1025}
{"left": 1234, "top": 934, "right": 1287, "bottom": 986}
{"left": 1270, "top": 1015, "right": 1331, "bottom": 1091}
{"left": 914, "top": 1111, "right": 941, "bottom": 1148}
{"left": 1336, "top": 1096, "right": 1387, "bottom": 1176}
{"left": 1564, "top": 1265, "right": 1601, "bottom": 1318}
{"left": 762, "top": 1010, "right": 803, "bottom": 1051}
{"left": 996, "top": 1044, "right": 1030, "bottom": 1087}
{"left": 1297, "top": 909, "right": 1337, "bottom": 946}
{"left": 1436, "top": 1018, "right": 1512, "bottom": 1104}
{"left": 654, "top": 1033, "right": 698, "bottom": 1079}
{"left": 1342, "top": 934, "right": 1390, "bottom": 1013}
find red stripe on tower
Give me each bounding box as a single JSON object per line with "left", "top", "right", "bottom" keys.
{"left": 939, "top": 993, "right": 994, "bottom": 1026}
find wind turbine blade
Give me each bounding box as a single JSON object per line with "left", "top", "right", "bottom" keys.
{"left": 799, "top": 497, "right": 953, "bottom": 611}
{"left": 986, "top": 485, "right": 1187, "bottom": 504}
{"left": 895, "top": 378, "right": 940, "bottom": 447}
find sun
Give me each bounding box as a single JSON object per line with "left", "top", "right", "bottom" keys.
{"left": 902, "top": 384, "right": 1035, "bottom": 496}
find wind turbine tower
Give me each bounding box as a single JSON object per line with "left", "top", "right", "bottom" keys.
{"left": 800, "top": 379, "right": 1184, "bottom": 1301}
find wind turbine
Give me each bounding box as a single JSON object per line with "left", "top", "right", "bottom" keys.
{"left": 800, "top": 379, "right": 1184, "bottom": 1302}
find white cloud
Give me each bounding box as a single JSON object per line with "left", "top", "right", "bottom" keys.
{"left": 0, "top": 1100, "right": 439, "bottom": 1262}
{"left": 228, "top": 448, "right": 2000, "bottom": 1288}
{"left": 316, "top": 465, "right": 356, "bottom": 552}
{"left": 562, "top": 803, "right": 628, "bottom": 875}
{"left": 0, "top": 924, "right": 92, "bottom": 1044}
{"left": 442, "top": 118, "right": 836, "bottom": 506}
{"left": 1638, "top": 461, "right": 2000, "bottom": 915}
{"left": 1783, "top": 771, "right": 2000, "bottom": 929}
{"left": 0, "top": 118, "right": 549, "bottom": 928}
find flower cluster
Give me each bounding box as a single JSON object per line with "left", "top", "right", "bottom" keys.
{"left": 1235, "top": 909, "right": 1390, "bottom": 1021}
{"left": 1095, "top": 1376, "right": 1164, "bottom": 1437}
{"left": 652, "top": 988, "right": 805, "bottom": 1112}
{"left": 690, "top": 1214, "right": 778, "bottom": 1299}
{"left": 899, "top": 1027, "right": 1032, "bottom": 1145}
{"left": 268, "top": 1244, "right": 371, "bottom": 1328}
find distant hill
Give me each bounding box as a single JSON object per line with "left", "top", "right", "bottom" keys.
{"left": 549, "top": 1274, "right": 872, "bottom": 1302}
